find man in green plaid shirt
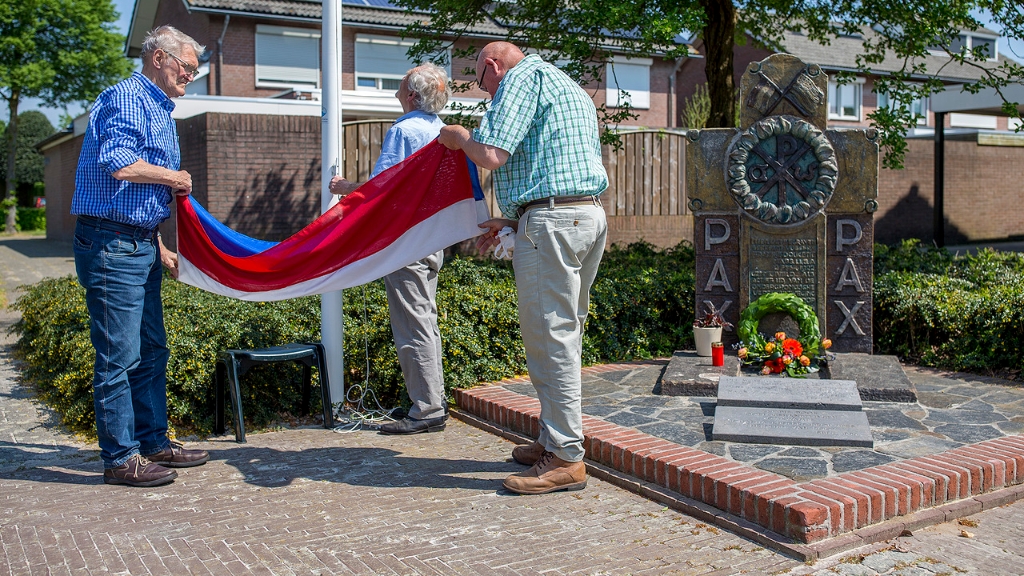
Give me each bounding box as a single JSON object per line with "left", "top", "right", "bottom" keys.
{"left": 440, "top": 41, "right": 608, "bottom": 495}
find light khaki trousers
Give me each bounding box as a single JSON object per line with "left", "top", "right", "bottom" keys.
{"left": 513, "top": 204, "right": 607, "bottom": 462}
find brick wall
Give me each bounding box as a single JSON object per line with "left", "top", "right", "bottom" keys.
{"left": 875, "top": 136, "right": 1024, "bottom": 245}
{"left": 198, "top": 114, "right": 323, "bottom": 242}
{"left": 42, "top": 136, "right": 83, "bottom": 244}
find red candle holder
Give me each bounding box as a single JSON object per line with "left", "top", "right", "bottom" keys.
{"left": 711, "top": 342, "right": 724, "bottom": 366}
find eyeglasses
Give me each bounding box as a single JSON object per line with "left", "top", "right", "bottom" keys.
{"left": 476, "top": 58, "right": 491, "bottom": 88}
{"left": 164, "top": 51, "right": 199, "bottom": 80}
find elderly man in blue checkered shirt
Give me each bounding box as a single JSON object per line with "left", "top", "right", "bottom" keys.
{"left": 71, "top": 25, "right": 210, "bottom": 488}
{"left": 440, "top": 41, "right": 609, "bottom": 495}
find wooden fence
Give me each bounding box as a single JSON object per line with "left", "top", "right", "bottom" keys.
{"left": 602, "top": 130, "right": 691, "bottom": 247}
{"left": 341, "top": 121, "right": 692, "bottom": 248}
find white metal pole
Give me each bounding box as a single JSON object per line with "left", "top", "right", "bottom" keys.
{"left": 320, "top": 0, "right": 346, "bottom": 410}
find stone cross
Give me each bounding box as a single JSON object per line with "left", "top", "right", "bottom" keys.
{"left": 687, "top": 53, "right": 877, "bottom": 353}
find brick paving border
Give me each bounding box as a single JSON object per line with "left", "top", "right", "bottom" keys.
{"left": 454, "top": 362, "right": 1024, "bottom": 558}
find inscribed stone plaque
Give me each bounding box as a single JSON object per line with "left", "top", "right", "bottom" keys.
{"left": 740, "top": 215, "right": 826, "bottom": 322}
{"left": 826, "top": 213, "right": 874, "bottom": 353}
{"left": 712, "top": 406, "right": 874, "bottom": 447}
{"left": 716, "top": 376, "right": 862, "bottom": 411}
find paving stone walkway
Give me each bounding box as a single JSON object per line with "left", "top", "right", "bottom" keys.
{"left": 498, "top": 362, "right": 1024, "bottom": 482}
{"left": 2, "top": 233, "right": 1023, "bottom": 574}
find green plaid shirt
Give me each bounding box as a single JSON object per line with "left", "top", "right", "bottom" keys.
{"left": 474, "top": 55, "right": 608, "bottom": 218}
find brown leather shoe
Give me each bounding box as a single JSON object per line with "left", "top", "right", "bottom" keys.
{"left": 103, "top": 454, "right": 177, "bottom": 487}
{"left": 511, "top": 441, "right": 544, "bottom": 466}
{"left": 503, "top": 451, "right": 587, "bottom": 495}
{"left": 146, "top": 440, "right": 210, "bottom": 468}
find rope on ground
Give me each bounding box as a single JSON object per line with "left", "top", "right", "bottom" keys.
{"left": 332, "top": 284, "right": 399, "bottom": 433}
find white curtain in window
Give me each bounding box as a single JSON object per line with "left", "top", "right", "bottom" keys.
{"left": 355, "top": 36, "right": 417, "bottom": 80}
{"left": 256, "top": 25, "right": 320, "bottom": 86}
{"left": 606, "top": 59, "right": 651, "bottom": 109}
{"left": 828, "top": 81, "right": 861, "bottom": 120}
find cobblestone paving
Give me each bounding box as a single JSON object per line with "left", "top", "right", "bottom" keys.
{"left": 500, "top": 363, "right": 1024, "bottom": 482}
{"left": 789, "top": 500, "right": 1024, "bottom": 575}
{"left": 1, "top": 419, "right": 802, "bottom": 574}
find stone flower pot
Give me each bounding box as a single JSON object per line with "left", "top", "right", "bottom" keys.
{"left": 693, "top": 326, "right": 723, "bottom": 357}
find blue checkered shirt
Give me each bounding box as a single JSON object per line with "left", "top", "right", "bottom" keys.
{"left": 473, "top": 54, "right": 608, "bottom": 218}
{"left": 71, "top": 72, "right": 179, "bottom": 230}
{"left": 371, "top": 110, "right": 446, "bottom": 178}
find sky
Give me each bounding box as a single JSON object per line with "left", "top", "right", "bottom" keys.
{"left": 6, "top": 0, "right": 1024, "bottom": 129}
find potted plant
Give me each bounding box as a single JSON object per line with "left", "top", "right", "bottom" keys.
{"left": 692, "top": 304, "right": 733, "bottom": 357}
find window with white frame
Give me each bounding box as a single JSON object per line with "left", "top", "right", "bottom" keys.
{"left": 876, "top": 89, "right": 928, "bottom": 125}
{"left": 605, "top": 57, "right": 651, "bottom": 109}
{"left": 255, "top": 25, "right": 320, "bottom": 88}
{"left": 927, "top": 33, "right": 998, "bottom": 60}
{"left": 828, "top": 79, "right": 863, "bottom": 121}
{"left": 355, "top": 34, "right": 450, "bottom": 91}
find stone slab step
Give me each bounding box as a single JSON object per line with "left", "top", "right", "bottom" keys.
{"left": 717, "top": 376, "right": 863, "bottom": 411}
{"left": 712, "top": 405, "right": 874, "bottom": 447}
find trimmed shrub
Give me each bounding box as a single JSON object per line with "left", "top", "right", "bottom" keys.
{"left": 873, "top": 240, "right": 1024, "bottom": 375}
{"left": 12, "top": 241, "right": 696, "bottom": 437}
{"left": 15, "top": 207, "right": 45, "bottom": 231}
{"left": 586, "top": 240, "right": 696, "bottom": 361}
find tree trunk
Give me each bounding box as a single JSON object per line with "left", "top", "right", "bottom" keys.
{"left": 699, "top": 0, "right": 737, "bottom": 128}
{"left": 5, "top": 93, "right": 18, "bottom": 234}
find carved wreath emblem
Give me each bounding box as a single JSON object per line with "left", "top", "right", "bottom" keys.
{"left": 726, "top": 116, "right": 837, "bottom": 224}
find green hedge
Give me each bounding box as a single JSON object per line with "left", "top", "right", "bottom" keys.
{"left": 873, "top": 239, "right": 1024, "bottom": 374}
{"left": 16, "top": 207, "right": 45, "bottom": 231}
{"left": 12, "top": 241, "right": 696, "bottom": 437}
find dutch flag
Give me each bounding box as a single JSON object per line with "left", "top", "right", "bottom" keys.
{"left": 176, "top": 141, "right": 489, "bottom": 301}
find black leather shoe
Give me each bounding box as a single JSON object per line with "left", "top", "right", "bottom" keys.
{"left": 379, "top": 415, "right": 447, "bottom": 435}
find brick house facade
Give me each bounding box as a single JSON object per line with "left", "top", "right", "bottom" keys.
{"left": 39, "top": 0, "right": 1024, "bottom": 248}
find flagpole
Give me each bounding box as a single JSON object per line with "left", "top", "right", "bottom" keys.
{"left": 321, "top": 0, "right": 346, "bottom": 411}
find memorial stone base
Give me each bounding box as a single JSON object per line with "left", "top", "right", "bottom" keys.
{"left": 711, "top": 376, "right": 874, "bottom": 448}
{"left": 659, "top": 350, "right": 917, "bottom": 402}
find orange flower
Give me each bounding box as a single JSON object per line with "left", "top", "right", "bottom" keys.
{"left": 764, "top": 342, "right": 776, "bottom": 353}
{"left": 774, "top": 331, "right": 786, "bottom": 341}
{"left": 781, "top": 338, "right": 803, "bottom": 357}
{"left": 738, "top": 347, "right": 748, "bottom": 359}
{"left": 799, "top": 355, "right": 811, "bottom": 367}
{"left": 822, "top": 338, "right": 832, "bottom": 349}
{"left": 782, "top": 355, "right": 793, "bottom": 365}
{"left": 761, "top": 365, "right": 772, "bottom": 375}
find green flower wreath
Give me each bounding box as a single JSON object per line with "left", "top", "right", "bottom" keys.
{"left": 737, "top": 292, "right": 822, "bottom": 358}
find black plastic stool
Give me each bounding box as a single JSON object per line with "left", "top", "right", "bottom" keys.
{"left": 214, "top": 343, "right": 335, "bottom": 442}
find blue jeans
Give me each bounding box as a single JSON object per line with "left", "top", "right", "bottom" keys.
{"left": 74, "top": 218, "right": 170, "bottom": 468}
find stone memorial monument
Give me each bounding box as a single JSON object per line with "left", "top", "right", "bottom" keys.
{"left": 687, "top": 53, "right": 877, "bottom": 353}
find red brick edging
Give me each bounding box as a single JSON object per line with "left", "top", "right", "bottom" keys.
{"left": 455, "top": 366, "right": 1024, "bottom": 544}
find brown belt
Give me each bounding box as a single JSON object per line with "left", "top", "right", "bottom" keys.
{"left": 516, "top": 195, "right": 602, "bottom": 217}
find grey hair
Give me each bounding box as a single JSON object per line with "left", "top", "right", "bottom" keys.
{"left": 406, "top": 63, "right": 451, "bottom": 114}
{"left": 141, "top": 25, "right": 206, "bottom": 60}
